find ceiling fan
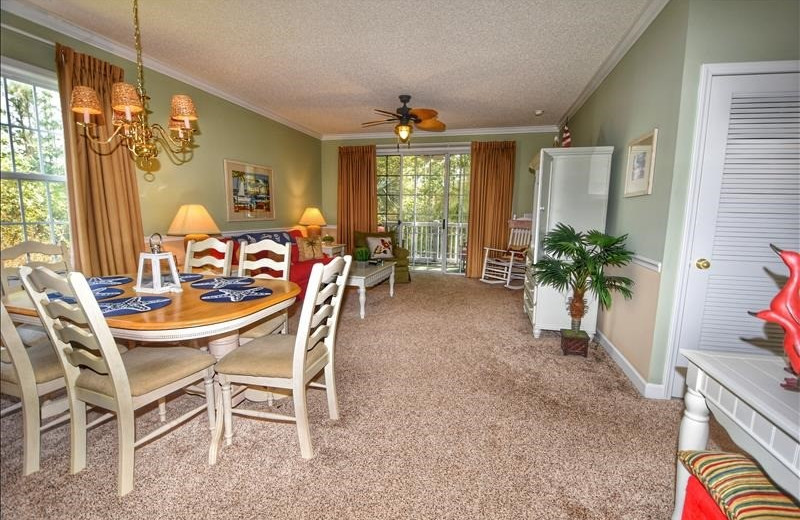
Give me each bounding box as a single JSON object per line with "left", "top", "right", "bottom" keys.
{"left": 362, "top": 94, "right": 446, "bottom": 144}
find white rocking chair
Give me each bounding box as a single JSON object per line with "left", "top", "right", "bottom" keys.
{"left": 480, "top": 219, "right": 532, "bottom": 289}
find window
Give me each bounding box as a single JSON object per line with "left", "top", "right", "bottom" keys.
{"left": 0, "top": 62, "right": 69, "bottom": 251}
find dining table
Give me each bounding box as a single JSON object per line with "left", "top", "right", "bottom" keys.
{"left": 2, "top": 273, "right": 301, "bottom": 361}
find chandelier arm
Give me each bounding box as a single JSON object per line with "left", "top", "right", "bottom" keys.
{"left": 151, "top": 124, "right": 193, "bottom": 153}
{"left": 80, "top": 123, "right": 125, "bottom": 146}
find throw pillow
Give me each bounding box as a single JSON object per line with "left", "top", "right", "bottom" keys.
{"left": 296, "top": 236, "right": 323, "bottom": 262}
{"left": 366, "top": 236, "right": 393, "bottom": 259}
{"left": 678, "top": 450, "right": 800, "bottom": 520}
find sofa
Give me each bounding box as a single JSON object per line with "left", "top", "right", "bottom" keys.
{"left": 222, "top": 228, "right": 332, "bottom": 298}
{"left": 353, "top": 230, "right": 410, "bottom": 283}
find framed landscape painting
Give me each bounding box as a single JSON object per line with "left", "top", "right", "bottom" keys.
{"left": 223, "top": 159, "right": 275, "bottom": 221}
{"left": 623, "top": 128, "right": 658, "bottom": 197}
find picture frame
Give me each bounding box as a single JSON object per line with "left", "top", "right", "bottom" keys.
{"left": 223, "top": 159, "right": 275, "bottom": 222}
{"left": 623, "top": 128, "right": 658, "bottom": 197}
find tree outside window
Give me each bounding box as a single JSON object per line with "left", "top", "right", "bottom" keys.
{"left": 0, "top": 70, "right": 69, "bottom": 255}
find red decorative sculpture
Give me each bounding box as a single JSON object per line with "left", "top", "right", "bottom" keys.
{"left": 750, "top": 244, "right": 800, "bottom": 390}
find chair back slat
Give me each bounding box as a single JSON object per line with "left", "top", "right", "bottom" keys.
{"left": 54, "top": 322, "right": 107, "bottom": 374}
{"left": 507, "top": 219, "right": 532, "bottom": 250}
{"left": 292, "top": 256, "right": 351, "bottom": 375}
{"left": 237, "top": 239, "right": 291, "bottom": 280}
{"left": 2, "top": 241, "right": 70, "bottom": 295}
{"left": 42, "top": 299, "right": 89, "bottom": 326}
{"left": 184, "top": 237, "right": 233, "bottom": 276}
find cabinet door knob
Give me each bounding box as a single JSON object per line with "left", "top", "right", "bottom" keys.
{"left": 695, "top": 258, "right": 711, "bottom": 270}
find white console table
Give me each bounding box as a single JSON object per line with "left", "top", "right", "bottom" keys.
{"left": 672, "top": 350, "right": 800, "bottom": 519}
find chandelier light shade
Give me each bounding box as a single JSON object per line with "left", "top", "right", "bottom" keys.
{"left": 68, "top": 0, "right": 198, "bottom": 170}
{"left": 298, "top": 207, "right": 327, "bottom": 237}
{"left": 69, "top": 86, "right": 103, "bottom": 123}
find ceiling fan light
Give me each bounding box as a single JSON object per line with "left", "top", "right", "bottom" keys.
{"left": 395, "top": 123, "right": 412, "bottom": 143}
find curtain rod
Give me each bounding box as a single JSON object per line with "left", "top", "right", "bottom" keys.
{"left": 1, "top": 23, "right": 55, "bottom": 46}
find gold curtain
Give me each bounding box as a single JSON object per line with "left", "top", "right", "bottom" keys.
{"left": 336, "top": 145, "right": 377, "bottom": 253}
{"left": 56, "top": 44, "right": 145, "bottom": 276}
{"left": 465, "top": 141, "right": 516, "bottom": 278}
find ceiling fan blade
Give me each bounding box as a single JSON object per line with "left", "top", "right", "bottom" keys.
{"left": 373, "top": 109, "right": 401, "bottom": 119}
{"left": 361, "top": 119, "right": 396, "bottom": 127}
{"left": 409, "top": 107, "right": 438, "bottom": 121}
{"left": 416, "top": 118, "right": 446, "bottom": 131}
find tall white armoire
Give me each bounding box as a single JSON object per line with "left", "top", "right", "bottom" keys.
{"left": 524, "top": 146, "right": 613, "bottom": 338}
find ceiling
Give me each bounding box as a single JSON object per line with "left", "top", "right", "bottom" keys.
{"left": 3, "top": 0, "right": 668, "bottom": 139}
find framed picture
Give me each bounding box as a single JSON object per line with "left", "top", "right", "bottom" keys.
{"left": 223, "top": 159, "right": 275, "bottom": 221}
{"left": 623, "top": 128, "right": 658, "bottom": 197}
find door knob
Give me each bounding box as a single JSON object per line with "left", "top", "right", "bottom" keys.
{"left": 695, "top": 258, "right": 711, "bottom": 270}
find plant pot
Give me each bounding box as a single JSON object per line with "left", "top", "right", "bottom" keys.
{"left": 560, "top": 329, "right": 589, "bottom": 357}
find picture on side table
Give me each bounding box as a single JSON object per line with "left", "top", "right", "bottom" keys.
{"left": 224, "top": 159, "right": 275, "bottom": 221}
{"left": 623, "top": 128, "right": 658, "bottom": 197}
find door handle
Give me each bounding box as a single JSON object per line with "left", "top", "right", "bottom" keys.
{"left": 695, "top": 258, "right": 711, "bottom": 270}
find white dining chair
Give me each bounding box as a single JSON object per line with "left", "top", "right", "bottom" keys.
{"left": 20, "top": 265, "right": 217, "bottom": 496}
{"left": 184, "top": 237, "right": 233, "bottom": 276}
{"left": 209, "top": 255, "right": 351, "bottom": 464}
{"left": 237, "top": 238, "right": 292, "bottom": 344}
{"left": 0, "top": 302, "right": 69, "bottom": 475}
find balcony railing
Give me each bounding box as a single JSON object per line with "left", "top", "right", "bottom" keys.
{"left": 396, "top": 221, "right": 468, "bottom": 272}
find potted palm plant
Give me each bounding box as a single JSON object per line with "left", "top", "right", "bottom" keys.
{"left": 533, "top": 223, "right": 635, "bottom": 355}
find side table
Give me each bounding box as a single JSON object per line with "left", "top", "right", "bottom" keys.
{"left": 321, "top": 243, "right": 345, "bottom": 257}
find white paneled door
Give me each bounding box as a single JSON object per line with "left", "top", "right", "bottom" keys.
{"left": 671, "top": 64, "right": 799, "bottom": 396}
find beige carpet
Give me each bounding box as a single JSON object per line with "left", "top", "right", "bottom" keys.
{"left": 1, "top": 272, "right": 728, "bottom": 519}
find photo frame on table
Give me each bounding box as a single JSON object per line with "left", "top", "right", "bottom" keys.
{"left": 623, "top": 128, "right": 658, "bottom": 197}
{"left": 224, "top": 159, "right": 275, "bottom": 222}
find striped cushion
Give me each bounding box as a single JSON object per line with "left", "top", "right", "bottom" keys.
{"left": 678, "top": 450, "right": 800, "bottom": 520}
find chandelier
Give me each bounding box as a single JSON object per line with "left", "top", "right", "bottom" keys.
{"left": 69, "top": 0, "right": 197, "bottom": 170}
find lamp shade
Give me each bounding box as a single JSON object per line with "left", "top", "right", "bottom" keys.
{"left": 395, "top": 123, "right": 412, "bottom": 143}
{"left": 170, "top": 95, "right": 198, "bottom": 121}
{"left": 167, "top": 204, "right": 221, "bottom": 235}
{"left": 111, "top": 82, "right": 144, "bottom": 114}
{"left": 69, "top": 86, "right": 103, "bottom": 115}
{"left": 298, "top": 207, "right": 326, "bottom": 227}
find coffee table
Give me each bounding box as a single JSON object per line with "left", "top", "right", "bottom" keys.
{"left": 346, "top": 261, "right": 395, "bottom": 319}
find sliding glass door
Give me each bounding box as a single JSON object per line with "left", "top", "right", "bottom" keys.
{"left": 377, "top": 147, "right": 470, "bottom": 274}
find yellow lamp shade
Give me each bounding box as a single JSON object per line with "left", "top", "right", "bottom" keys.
{"left": 111, "top": 82, "right": 144, "bottom": 114}
{"left": 69, "top": 86, "right": 103, "bottom": 115}
{"left": 167, "top": 204, "right": 220, "bottom": 235}
{"left": 299, "top": 207, "right": 326, "bottom": 236}
{"left": 170, "top": 95, "right": 198, "bottom": 121}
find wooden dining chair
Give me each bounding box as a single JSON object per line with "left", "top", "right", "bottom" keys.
{"left": 19, "top": 265, "right": 217, "bottom": 496}
{"left": 0, "top": 302, "right": 70, "bottom": 476}
{"left": 1, "top": 240, "right": 71, "bottom": 347}
{"left": 184, "top": 237, "right": 233, "bottom": 276}
{"left": 236, "top": 238, "right": 293, "bottom": 344}
{"left": 209, "top": 255, "right": 352, "bottom": 464}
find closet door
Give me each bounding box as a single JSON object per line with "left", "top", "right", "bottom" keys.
{"left": 676, "top": 71, "right": 800, "bottom": 358}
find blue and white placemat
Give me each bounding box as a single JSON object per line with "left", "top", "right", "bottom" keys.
{"left": 99, "top": 296, "right": 172, "bottom": 316}
{"left": 190, "top": 277, "right": 254, "bottom": 290}
{"left": 48, "top": 286, "right": 124, "bottom": 304}
{"left": 200, "top": 287, "right": 273, "bottom": 303}
{"left": 176, "top": 272, "right": 204, "bottom": 283}
{"left": 86, "top": 276, "right": 133, "bottom": 287}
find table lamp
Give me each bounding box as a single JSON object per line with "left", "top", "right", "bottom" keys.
{"left": 168, "top": 204, "right": 221, "bottom": 247}
{"left": 299, "top": 207, "right": 326, "bottom": 237}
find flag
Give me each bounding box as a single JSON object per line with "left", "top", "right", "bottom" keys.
{"left": 561, "top": 124, "right": 572, "bottom": 147}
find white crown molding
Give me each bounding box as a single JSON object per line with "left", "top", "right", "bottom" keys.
{"left": 1, "top": 0, "right": 322, "bottom": 139}
{"left": 560, "top": 0, "right": 670, "bottom": 125}
{"left": 322, "top": 125, "right": 559, "bottom": 141}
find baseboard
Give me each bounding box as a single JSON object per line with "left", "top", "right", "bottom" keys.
{"left": 595, "top": 331, "right": 668, "bottom": 399}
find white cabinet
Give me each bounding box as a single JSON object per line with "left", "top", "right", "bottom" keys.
{"left": 524, "top": 146, "right": 613, "bottom": 338}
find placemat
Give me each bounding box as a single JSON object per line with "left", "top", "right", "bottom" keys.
{"left": 86, "top": 276, "right": 133, "bottom": 287}
{"left": 47, "top": 286, "right": 124, "bottom": 304}
{"left": 200, "top": 287, "right": 273, "bottom": 303}
{"left": 190, "top": 276, "right": 254, "bottom": 289}
{"left": 99, "top": 296, "right": 172, "bottom": 316}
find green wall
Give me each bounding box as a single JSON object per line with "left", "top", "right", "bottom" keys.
{"left": 569, "top": 0, "right": 800, "bottom": 386}
{"left": 0, "top": 11, "right": 321, "bottom": 235}
{"left": 320, "top": 132, "right": 556, "bottom": 225}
